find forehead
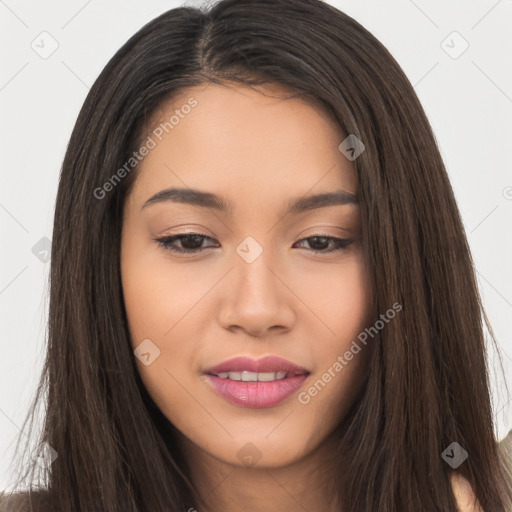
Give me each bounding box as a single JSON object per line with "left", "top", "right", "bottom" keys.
{"left": 130, "top": 82, "right": 357, "bottom": 208}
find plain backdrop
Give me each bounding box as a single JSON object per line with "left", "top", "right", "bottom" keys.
{"left": 1, "top": 0, "right": 511, "bottom": 492}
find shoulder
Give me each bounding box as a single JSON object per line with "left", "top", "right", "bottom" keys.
{"left": 449, "top": 473, "right": 482, "bottom": 512}
{"left": 0, "top": 490, "right": 50, "bottom": 512}
{"left": 498, "top": 428, "right": 512, "bottom": 473}
{"left": 449, "top": 430, "right": 512, "bottom": 511}
{"left": 450, "top": 430, "right": 512, "bottom": 512}
{"left": 0, "top": 491, "right": 27, "bottom": 512}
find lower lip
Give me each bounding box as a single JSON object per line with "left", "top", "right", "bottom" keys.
{"left": 205, "top": 374, "right": 309, "bottom": 408}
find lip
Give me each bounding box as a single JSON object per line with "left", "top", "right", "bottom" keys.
{"left": 205, "top": 355, "right": 309, "bottom": 376}
{"left": 204, "top": 356, "right": 310, "bottom": 408}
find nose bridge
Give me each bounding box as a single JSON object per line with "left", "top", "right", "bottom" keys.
{"left": 234, "top": 234, "right": 280, "bottom": 304}
{"left": 217, "top": 234, "right": 296, "bottom": 335}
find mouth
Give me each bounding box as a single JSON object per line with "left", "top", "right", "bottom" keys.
{"left": 204, "top": 355, "right": 310, "bottom": 408}
{"left": 213, "top": 370, "right": 299, "bottom": 381}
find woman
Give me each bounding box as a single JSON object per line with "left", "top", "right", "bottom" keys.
{"left": 3, "top": 0, "right": 512, "bottom": 510}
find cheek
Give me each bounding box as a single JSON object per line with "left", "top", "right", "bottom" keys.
{"left": 296, "top": 257, "right": 372, "bottom": 413}
{"left": 120, "top": 235, "right": 201, "bottom": 342}
{"left": 120, "top": 246, "right": 199, "bottom": 428}
{"left": 297, "top": 254, "right": 372, "bottom": 347}
{"left": 120, "top": 234, "right": 212, "bottom": 400}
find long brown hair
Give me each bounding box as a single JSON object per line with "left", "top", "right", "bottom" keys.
{"left": 4, "top": 0, "right": 512, "bottom": 510}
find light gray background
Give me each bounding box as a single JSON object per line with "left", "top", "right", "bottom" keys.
{"left": 1, "top": 0, "right": 511, "bottom": 492}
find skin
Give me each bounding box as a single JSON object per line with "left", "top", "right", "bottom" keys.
{"left": 450, "top": 473, "right": 482, "bottom": 512}
{"left": 120, "top": 82, "right": 478, "bottom": 511}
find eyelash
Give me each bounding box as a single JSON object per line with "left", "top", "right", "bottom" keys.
{"left": 154, "top": 233, "right": 354, "bottom": 255}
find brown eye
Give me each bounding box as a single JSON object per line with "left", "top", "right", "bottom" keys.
{"left": 155, "top": 232, "right": 354, "bottom": 256}
{"left": 293, "top": 236, "right": 353, "bottom": 253}
{"left": 155, "top": 233, "right": 218, "bottom": 254}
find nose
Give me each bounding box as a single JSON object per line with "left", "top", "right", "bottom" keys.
{"left": 217, "top": 249, "right": 297, "bottom": 337}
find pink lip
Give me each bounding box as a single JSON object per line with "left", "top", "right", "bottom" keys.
{"left": 204, "top": 356, "right": 310, "bottom": 408}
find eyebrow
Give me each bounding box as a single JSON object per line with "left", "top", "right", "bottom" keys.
{"left": 142, "top": 187, "right": 358, "bottom": 215}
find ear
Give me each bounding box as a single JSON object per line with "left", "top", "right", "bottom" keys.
{"left": 450, "top": 473, "right": 482, "bottom": 512}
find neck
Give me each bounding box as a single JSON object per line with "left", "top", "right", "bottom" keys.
{"left": 178, "top": 430, "right": 343, "bottom": 512}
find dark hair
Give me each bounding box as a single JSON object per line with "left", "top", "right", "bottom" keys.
{"left": 4, "top": 0, "right": 511, "bottom": 510}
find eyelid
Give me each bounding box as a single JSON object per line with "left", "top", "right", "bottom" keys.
{"left": 153, "top": 230, "right": 354, "bottom": 256}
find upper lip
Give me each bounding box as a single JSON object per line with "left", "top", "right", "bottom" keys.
{"left": 205, "top": 356, "right": 309, "bottom": 376}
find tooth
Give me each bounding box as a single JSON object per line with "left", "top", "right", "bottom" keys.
{"left": 215, "top": 370, "right": 291, "bottom": 381}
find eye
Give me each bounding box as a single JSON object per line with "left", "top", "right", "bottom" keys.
{"left": 293, "top": 235, "right": 354, "bottom": 253}
{"left": 154, "top": 233, "right": 219, "bottom": 254}
{"left": 154, "top": 233, "right": 354, "bottom": 255}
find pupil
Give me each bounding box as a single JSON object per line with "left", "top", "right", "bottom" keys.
{"left": 310, "top": 236, "right": 329, "bottom": 250}
{"left": 182, "top": 235, "right": 203, "bottom": 249}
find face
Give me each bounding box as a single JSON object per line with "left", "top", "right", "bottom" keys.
{"left": 121, "top": 82, "right": 372, "bottom": 469}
